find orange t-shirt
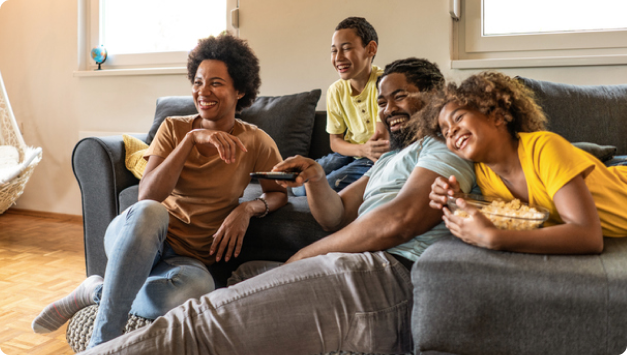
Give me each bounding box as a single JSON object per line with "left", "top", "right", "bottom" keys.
{"left": 145, "top": 115, "right": 282, "bottom": 264}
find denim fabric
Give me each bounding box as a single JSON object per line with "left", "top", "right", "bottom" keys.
{"left": 292, "top": 153, "right": 373, "bottom": 196}
{"left": 82, "top": 252, "right": 414, "bottom": 355}
{"left": 88, "top": 200, "right": 215, "bottom": 348}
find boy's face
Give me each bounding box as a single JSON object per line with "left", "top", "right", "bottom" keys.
{"left": 331, "top": 28, "right": 375, "bottom": 81}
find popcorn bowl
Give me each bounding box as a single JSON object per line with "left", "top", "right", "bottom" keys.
{"left": 446, "top": 193, "right": 549, "bottom": 231}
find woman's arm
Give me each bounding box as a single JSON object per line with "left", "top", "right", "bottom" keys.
{"left": 139, "top": 129, "right": 247, "bottom": 202}
{"left": 443, "top": 174, "right": 604, "bottom": 254}
{"left": 210, "top": 166, "right": 288, "bottom": 263}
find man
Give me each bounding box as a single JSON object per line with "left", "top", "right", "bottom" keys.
{"left": 83, "top": 58, "right": 475, "bottom": 355}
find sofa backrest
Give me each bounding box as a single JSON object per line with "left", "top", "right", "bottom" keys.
{"left": 147, "top": 90, "right": 324, "bottom": 159}
{"left": 517, "top": 77, "right": 627, "bottom": 155}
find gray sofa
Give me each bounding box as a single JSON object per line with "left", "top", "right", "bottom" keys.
{"left": 73, "top": 78, "right": 627, "bottom": 354}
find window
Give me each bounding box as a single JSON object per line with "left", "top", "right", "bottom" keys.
{"left": 86, "top": 0, "right": 238, "bottom": 70}
{"left": 453, "top": 0, "right": 627, "bottom": 68}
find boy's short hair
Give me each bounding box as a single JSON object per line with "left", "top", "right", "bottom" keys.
{"left": 335, "top": 17, "right": 378, "bottom": 50}
{"left": 377, "top": 57, "right": 444, "bottom": 92}
{"left": 187, "top": 33, "right": 261, "bottom": 112}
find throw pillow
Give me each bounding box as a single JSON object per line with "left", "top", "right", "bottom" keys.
{"left": 123, "top": 134, "right": 149, "bottom": 179}
{"left": 572, "top": 142, "right": 617, "bottom": 162}
{"left": 146, "top": 90, "right": 322, "bottom": 159}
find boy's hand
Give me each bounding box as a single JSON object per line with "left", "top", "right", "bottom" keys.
{"left": 362, "top": 130, "right": 389, "bottom": 161}
{"left": 429, "top": 175, "right": 461, "bottom": 210}
{"left": 272, "top": 156, "right": 325, "bottom": 188}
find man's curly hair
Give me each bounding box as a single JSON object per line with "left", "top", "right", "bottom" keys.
{"left": 187, "top": 33, "right": 260, "bottom": 112}
{"left": 413, "top": 71, "right": 547, "bottom": 142}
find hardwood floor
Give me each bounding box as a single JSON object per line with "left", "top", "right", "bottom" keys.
{"left": 0, "top": 209, "right": 85, "bottom": 355}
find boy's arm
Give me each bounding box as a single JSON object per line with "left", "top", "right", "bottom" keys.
{"left": 330, "top": 133, "right": 389, "bottom": 161}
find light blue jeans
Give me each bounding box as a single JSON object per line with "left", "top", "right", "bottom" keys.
{"left": 87, "top": 200, "right": 215, "bottom": 348}
{"left": 292, "top": 153, "right": 374, "bottom": 196}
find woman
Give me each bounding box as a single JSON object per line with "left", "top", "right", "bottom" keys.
{"left": 32, "top": 33, "right": 287, "bottom": 348}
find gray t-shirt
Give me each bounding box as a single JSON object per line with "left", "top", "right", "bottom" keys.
{"left": 359, "top": 137, "right": 475, "bottom": 261}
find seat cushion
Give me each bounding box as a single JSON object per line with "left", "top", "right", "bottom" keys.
{"left": 411, "top": 235, "right": 627, "bottom": 354}
{"left": 146, "top": 90, "right": 322, "bottom": 159}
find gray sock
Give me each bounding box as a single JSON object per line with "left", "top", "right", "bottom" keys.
{"left": 32, "top": 275, "right": 103, "bottom": 333}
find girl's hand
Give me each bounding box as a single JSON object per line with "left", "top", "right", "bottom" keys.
{"left": 190, "top": 129, "right": 247, "bottom": 164}
{"left": 210, "top": 204, "right": 252, "bottom": 262}
{"left": 271, "top": 156, "right": 326, "bottom": 188}
{"left": 429, "top": 175, "right": 461, "bottom": 210}
{"left": 443, "top": 198, "right": 499, "bottom": 249}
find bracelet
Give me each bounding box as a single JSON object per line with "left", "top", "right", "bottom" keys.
{"left": 254, "top": 197, "right": 269, "bottom": 218}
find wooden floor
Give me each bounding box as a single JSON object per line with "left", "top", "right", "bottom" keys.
{"left": 0, "top": 209, "right": 85, "bottom": 355}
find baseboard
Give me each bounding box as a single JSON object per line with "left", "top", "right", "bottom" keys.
{"left": 4, "top": 208, "right": 83, "bottom": 224}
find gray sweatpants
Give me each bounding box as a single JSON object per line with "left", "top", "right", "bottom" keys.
{"left": 81, "top": 251, "right": 413, "bottom": 355}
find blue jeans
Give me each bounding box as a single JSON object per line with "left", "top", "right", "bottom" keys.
{"left": 292, "top": 153, "right": 374, "bottom": 196}
{"left": 87, "top": 200, "right": 215, "bottom": 348}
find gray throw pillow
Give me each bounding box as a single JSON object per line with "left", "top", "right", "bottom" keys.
{"left": 146, "top": 90, "right": 321, "bottom": 159}
{"left": 239, "top": 89, "right": 321, "bottom": 159}
{"left": 572, "top": 142, "right": 617, "bottom": 162}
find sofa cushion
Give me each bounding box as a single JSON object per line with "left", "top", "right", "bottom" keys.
{"left": 123, "top": 135, "right": 149, "bottom": 179}
{"left": 146, "top": 90, "right": 322, "bottom": 159}
{"left": 516, "top": 77, "right": 627, "bottom": 155}
{"left": 411, "top": 235, "right": 627, "bottom": 354}
{"left": 572, "top": 141, "right": 617, "bottom": 162}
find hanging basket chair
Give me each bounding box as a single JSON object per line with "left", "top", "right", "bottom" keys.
{"left": 0, "top": 70, "right": 42, "bottom": 214}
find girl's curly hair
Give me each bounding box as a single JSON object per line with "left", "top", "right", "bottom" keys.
{"left": 187, "top": 33, "right": 261, "bottom": 112}
{"left": 413, "top": 71, "right": 547, "bottom": 142}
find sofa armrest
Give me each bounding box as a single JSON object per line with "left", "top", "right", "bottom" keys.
{"left": 411, "top": 235, "right": 627, "bottom": 355}
{"left": 72, "top": 134, "right": 147, "bottom": 276}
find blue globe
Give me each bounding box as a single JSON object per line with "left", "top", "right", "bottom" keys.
{"left": 91, "top": 45, "right": 107, "bottom": 69}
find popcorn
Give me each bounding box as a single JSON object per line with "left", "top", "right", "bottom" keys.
{"left": 453, "top": 198, "right": 546, "bottom": 230}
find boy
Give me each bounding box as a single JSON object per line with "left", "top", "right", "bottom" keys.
{"left": 293, "top": 17, "right": 389, "bottom": 196}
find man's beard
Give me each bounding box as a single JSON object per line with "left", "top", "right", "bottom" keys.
{"left": 389, "top": 124, "right": 416, "bottom": 151}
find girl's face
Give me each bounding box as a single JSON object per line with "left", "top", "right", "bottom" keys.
{"left": 192, "top": 59, "right": 242, "bottom": 125}
{"left": 438, "top": 102, "right": 503, "bottom": 162}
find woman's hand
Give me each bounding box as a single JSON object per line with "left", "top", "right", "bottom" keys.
{"left": 190, "top": 129, "right": 247, "bottom": 164}
{"left": 442, "top": 198, "right": 499, "bottom": 249}
{"left": 429, "top": 175, "right": 462, "bottom": 210}
{"left": 210, "top": 203, "right": 252, "bottom": 262}
{"left": 271, "top": 156, "right": 326, "bottom": 189}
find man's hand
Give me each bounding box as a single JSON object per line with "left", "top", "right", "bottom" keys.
{"left": 361, "top": 130, "right": 389, "bottom": 161}
{"left": 272, "top": 156, "right": 326, "bottom": 189}
{"left": 429, "top": 175, "right": 462, "bottom": 210}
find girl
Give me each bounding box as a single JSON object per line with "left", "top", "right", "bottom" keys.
{"left": 415, "top": 71, "right": 627, "bottom": 254}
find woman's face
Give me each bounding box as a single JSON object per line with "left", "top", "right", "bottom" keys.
{"left": 192, "top": 59, "right": 242, "bottom": 125}
{"left": 438, "top": 102, "right": 502, "bottom": 162}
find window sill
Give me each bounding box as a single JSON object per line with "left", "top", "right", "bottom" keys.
{"left": 73, "top": 67, "right": 187, "bottom": 77}
{"left": 451, "top": 54, "right": 627, "bottom": 69}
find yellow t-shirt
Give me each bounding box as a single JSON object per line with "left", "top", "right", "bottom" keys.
{"left": 475, "top": 131, "right": 627, "bottom": 237}
{"left": 326, "top": 64, "right": 383, "bottom": 145}
{"left": 144, "top": 115, "right": 283, "bottom": 264}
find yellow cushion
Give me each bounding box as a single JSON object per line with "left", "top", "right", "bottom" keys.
{"left": 123, "top": 134, "right": 149, "bottom": 179}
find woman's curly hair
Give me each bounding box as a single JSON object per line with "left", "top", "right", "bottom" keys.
{"left": 187, "top": 33, "right": 261, "bottom": 112}
{"left": 413, "top": 71, "right": 547, "bottom": 142}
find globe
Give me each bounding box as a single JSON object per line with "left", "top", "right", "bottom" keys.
{"left": 90, "top": 45, "right": 107, "bottom": 70}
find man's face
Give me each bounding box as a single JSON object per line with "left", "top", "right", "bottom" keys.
{"left": 377, "top": 72, "right": 424, "bottom": 150}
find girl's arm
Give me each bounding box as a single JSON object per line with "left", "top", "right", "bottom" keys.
{"left": 444, "top": 174, "right": 604, "bottom": 254}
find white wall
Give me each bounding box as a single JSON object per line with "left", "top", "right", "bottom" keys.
{"left": 0, "top": 0, "right": 626, "bottom": 215}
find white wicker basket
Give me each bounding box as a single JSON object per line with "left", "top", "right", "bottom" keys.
{"left": 0, "top": 70, "right": 42, "bottom": 214}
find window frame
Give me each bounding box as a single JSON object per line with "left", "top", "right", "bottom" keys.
{"left": 86, "top": 0, "right": 239, "bottom": 71}
{"left": 453, "top": 0, "right": 627, "bottom": 68}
